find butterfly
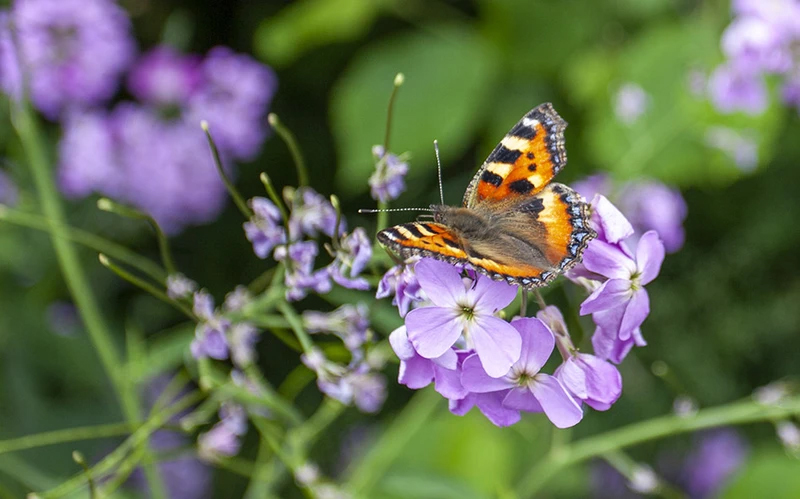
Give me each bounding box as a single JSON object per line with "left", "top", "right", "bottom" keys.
{"left": 377, "top": 103, "right": 595, "bottom": 289}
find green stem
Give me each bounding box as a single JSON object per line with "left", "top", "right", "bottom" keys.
{"left": 0, "top": 423, "right": 135, "bottom": 455}
{"left": 259, "top": 173, "right": 290, "bottom": 225}
{"left": 10, "top": 94, "right": 167, "bottom": 499}
{"left": 201, "top": 121, "right": 252, "bottom": 218}
{"left": 383, "top": 73, "right": 404, "bottom": 154}
{"left": 0, "top": 206, "right": 166, "bottom": 283}
{"left": 98, "top": 254, "right": 195, "bottom": 319}
{"left": 346, "top": 387, "right": 441, "bottom": 495}
{"left": 516, "top": 394, "right": 800, "bottom": 496}
{"left": 276, "top": 301, "right": 315, "bottom": 353}
{"left": 268, "top": 113, "right": 309, "bottom": 187}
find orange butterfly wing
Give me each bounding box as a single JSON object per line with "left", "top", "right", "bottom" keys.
{"left": 377, "top": 222, "right": 469, "bottom": 264}
{"left": 463, "top": 103, "right": 567, "bottom": 208}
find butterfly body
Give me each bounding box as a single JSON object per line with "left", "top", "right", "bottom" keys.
{"left": 378, "top": 103, "right": 595, "bottom": 289}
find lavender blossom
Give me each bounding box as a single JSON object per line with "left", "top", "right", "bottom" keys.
{"left": 190, "top": 291, "right": 230, "bottom": 360}
{"left": 680, "top": 429, "right": 748, "bottom": 498}
{"left": 229, "top": 323, "right": 259, "bottom": 367}
{"left": 708, "top": 64, "right": 768, "bottom": 115}
{"left": 405, "top": 258, "right": 521, "bottom": 378}
{"left": 376, "top": 258, "right": 424, "bottom": 317}
{"left": 329, "top": 227, "right": 372, "bottom": 290}
{"left": 275, "top": 241, "right": 332, "bottom": 301}
{"left": 166, "top": 273, "right": 198, "bottom": 300}
{"left": 617, "top": 181, "right": 688, "bottom": 253}
{"left": 369, "top": 145, "right": 408, "bottom": 202}
{"left": 243, "top": 197, "right": 286, "bottom": 259}
{"left": 223, "top": 286, "right": 252, "bottom": 312}
{"left": 389, "top": 326, "right": 467, "bottom": 400}
{"left": 460, "top": 318, "right": 583, "bottom": 428}
{"left": 613, "top": 83, "right": 649, "bottom": 125}
{"left": 0, "top": 0, "right": 135, "bottom": 118}
{"left": 127, "top": 45, "right": 201, "bottom": 107}
{"left": 286, "top": 187, "right": 342, "bottom": 240}
{"left": 197, "top": 404, "right": 248, "bottom": 462}
{"left": 304, "top": 303, "right": 370, "bottom": 353}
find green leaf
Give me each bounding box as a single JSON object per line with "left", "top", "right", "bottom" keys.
{"left": 254, "top": 0, "right": 382, "bottom": 67}
{"left": 331, "top": 25, "right": 498, "bottom": 197}
{"left": 564, "top": 18, "right": 785, "bottom": 186}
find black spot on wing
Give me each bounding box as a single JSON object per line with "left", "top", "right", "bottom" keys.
{"left": 420, "top": 223, "right": 438, "bottom": 234}
{"left": 526, "top": 152, "right": 535, "bottom": 159}
{"left": 527, "top": 163, "right": 537, "bottom": 172}
{"left": 509, "top": 122, "right": 536, "bottom": 139}
{"left": 509, "top": 178, "right": 535, "bottom": 194}
{"left": 442, "top": 238, "right": 461, "bottom": 249}
{"left": 487, "top": 145, "right": 522, "bottom": 164}
{"left": 480, "top": 170, "right": 503, "bottom": 187}
{"left": 381, "top": 228, "right": 407, "bottom": 241}
{"left": 519, "top": 197, "right": 545, "bottom": 215}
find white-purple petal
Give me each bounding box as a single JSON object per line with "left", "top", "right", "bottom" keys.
{"left": 502, "top": 387, "right": 544, "bottom": 413}
{"left": 389, "top": 326, "right": 415, "bottom": 360}
{"left": 469, "top": 315, "right": 521, "bottom": 378}
{"left": 512, "top": 317, "right": 555, "bottom": 374}
{"left": 591, "top": 194, "right": 634, "bottom": 244}
{"left": 635, "top": 231, "right": 665, "bottom": 285}
{"left": 474, "top": 391, "right": 521, "bottom": 427}
{"left": 620, "top": 289, "right": 650, "bottom": 339}
{"left": 414, "top": 258, "right": 465, "bottom": 308}
{"left": 580, "top": 279, "right": 632, "bottom": 315}
{"left": 397, "top": 355, "right": 434, "bottom": 389}
{"left": 460, "top": 354, "right": 514, "bottom": 393}
{"left": 406, "top": 306, "right": 463, "bottom": 358}
{"left": 582, "top": 239, "right": 635, "bottom": 280}
{"left": 468, "top": 272, "right": 518, "bottom": 314}
{"left": 432, "top": 363, "right": 467, "bottom": 400}
{"left": 530, "top": 374, "right": 584, "bottom": 428}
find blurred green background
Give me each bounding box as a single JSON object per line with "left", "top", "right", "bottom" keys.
{"left": 1, "top": 0, "right": 800, "bottom": 497}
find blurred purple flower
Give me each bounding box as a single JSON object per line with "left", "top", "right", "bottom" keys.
{"left": 377, "top": 259, "right": 424, "bottom": 317}
{"left": 287, "top": 187, "right": 342, "bottom": 240}
{"left": 0, "top": 0, "right": 135, "bottom": 118}
{"left": 304, "top": 303, "right": 370, "bottom": 353}
{"left": 185, "top": 47, "right": 277, "bottom": 160}
{"left": 0, "top": 169, "right": 19, "bottom": 206}
{"left": 275, "top": 240, "right": 332, "bottom": 301}
{"left": 329, "top": 227, "right": 372, "bottom": 290}
{"left": 405, "top": 258, "right": 520, "bottom": 378}
{"left": 460, "top": 318, "right": 583, "bottom": 428}
{"left": 680, "top": 429, "right": 748, "bottom": 498}
{"left": 198, "top": 404, "right": 247, "bottom": 462}
{"left": 617, "top": 181, "right": 687, "bottom": 253}
{"left": 347, "top": 365, "right": 387, "bottom": 413}
{"left": 369, "top": 146, "right": 408, "bottom": 203}
{"left": 229, "top": 322, "right": 259, "bottom": 367}
{"left": 244, "top": 197, "right": 286, "bottom": 259}
{"left": 301, "top": 347, "right": 386, "bottom": 413}
{"left": 721, "top": 17, "right": 792, "bottom": 74}
{"left": 190, "top": 291, "right": 230, "bottom": 360}
{"left": 166, "top": 273, "right": 198, "bottom": 300}
{"left": 389, "top": 326, "right": 467, "bottom": 400}
{"left": 128, "top": 45, "right": 201, "bottom": 107}
{"left": 613, "top": 83, "right": 649, "bottom": 125}
{"left": 706, "top": 126, "right": 759, "bottom": 172}
{"left": 572, "top": 174, "right": 613, "bottom": 203}
{"left": 708, "top": 64, "right": 768, "bottom": 115}
{"left": 223, "top": 285, "right": 252, "bottom": 312}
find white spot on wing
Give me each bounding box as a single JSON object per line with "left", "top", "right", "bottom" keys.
{"left": 501, "top": 135, "right": 529, "bottom": 151}
{"left": 522, "top": 117, "right": 540, "bottom": 128}
{"left": 486, "top": 162, "right": 513, "bottom": 178}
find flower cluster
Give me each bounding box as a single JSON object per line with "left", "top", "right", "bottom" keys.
{"left": 574, "top": 174, "right": 686, "bottom": 253}
{"left": 197, "top": 403, "right": 248, "bottom": 462}
{"left": 708, "top": 0, "right": 800, "bottom": 115}
{"left": 0, "top": 0, "right": 277, "bottom": 232}
{"left": 244, "top": 188, "right": 373, "bottom": 302}
{"left": 369, "top": 145, "right": 409, "bottom": 203}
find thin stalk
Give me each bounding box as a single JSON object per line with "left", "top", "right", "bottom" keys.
{"left": 0, "top": 422, "right": 134, "bottom": 455}
{"left": 259, "top": 172, "right": 290, "bottom": 224}
{"left": 276, "top": 301, "right": 314, "bottom": 353}
{"left": 516, "top": 394, "right": 800, "bottom": 496}
{"left": 10, "top": 95, "right": 167, "bottom": 499}
{"left": 0, "top": 207, "right": 167, "bottom": 282}
{"left": 268, "top": 113, "right": 308, "bottom": 187}
{"left": 201, "top": 121, "right": 252, "bottom": 218}
{"left": 98, "top": 254, "right": 194, "bottom": 320}
{"left": 383, "top": 73, "right": 404, "bottom": 154}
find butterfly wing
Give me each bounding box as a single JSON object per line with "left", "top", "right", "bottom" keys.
{"left": 463, "top": 103, "right": 567, "bottom": 208}
{"left": 466, "top": 183, "right": 594, "bottom": 287}
{"left": 377, "top": 222, "right": 469, "bottom": 265}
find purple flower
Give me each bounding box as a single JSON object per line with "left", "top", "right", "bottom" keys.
{"left": 0, "top": 169, "right": 19, "bottom": 207}
{"left": 229, "top": 323, "right": 258, "bottom": 367}
{"left": 579, "top": 230, "right": 664, "bottom": 363}
{"left": 127, "top": 45, "right": 201, "bottom": 107}
{"left": 555, "top": 353, "right": 622, "bottom": 411}
{"left": 449, "top": 391, "right": 522, "bottom": 428}
{"left": 708, "top": 64, "right": 768, "bottom": 115}
{"left": 287, "top": 187, "right": 342, "bottom": 240}
{"left": 389, "top": 326, "right": 467, "bottom": 400}
{"left": 460, "top": 318, "right": 583, "bottom": 428}
{"left": 347, "top": 366, "right": 387, "bottom": 413}
{"left": 572, "top": 174, "right": 612, "bottom": 203}
{"left": 197, "top": 404, "right": 248, "bottom": 462}
{"left": 166, "top": 273, "right": 198, "bottom": 300}
{"left": 376, "top": 258, "right": 424, "bottom": 317}
{"left": 617, "top": 181, "right": 688, "bottom": 253}
{"left": 329, "top": 227, "right": 372, "bottom": 290}
{"left": 680, "top": 429, "right": 748, "bottom": 498}
{"left": 369, "top": 145, "right": 409, "bottom": 202}
{"left": 304, "top": 303, "right": 370, "bottom": 353}
{"left": 190, "top": 291, "right": 230, "bottom": 360}
{"left": 0, "top": 0, "right": 135, "bottom": 118}
{"left": 244, "top": 197, "right": 286, "bottom": 259}
{"left": 405, "top": 259, "right": 520, "bottom": 378}
{"left": 275, "top": 241, "right": 332, "bottom": 301}
{"left": 185, "top": 47, "right": 277, "bottom": 160}
{"left": 613, "top": 83, "right": 649, "bottom": 125}
{"left": 301, "top": 348, "right": 386, "bottom": 413}
{"left": 721, "top": 16, "right": 792, "bottom": 74}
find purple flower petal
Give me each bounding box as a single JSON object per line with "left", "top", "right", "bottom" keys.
{"left": 580, "top": 279, "right": 632, "bottom": 315}
{"left": 398, "top": 355, "right": 434, "bottom": 389}
{"left": 414, "top": 258, "right": 465, "bottom": 308}
{"left": 469, "top": 273, "right": 518, "bottom": 314}
{"left": 406, "top": 306, "right": 463, "bottom": 358}
{"left": 558, "top": 354, "right": 622, "bottom": 411}
{"left": 592, "top": 194, "right": 634, "bottom": 244}
{"left": 449, "top": 394, "right": 475, "bottom": 416}
{"left": 389, "top": 326, "right": 415, "bottom": 360}
{"left": 460, "top": 354, "right": 514, "bottom": 392}
{"left": 620, "top": 289, "right": 650, "bottom": 339}
{"left": 474, "top": 391, "right": 521, "bottom": 427}
{"left": 512, "top": 318, "right": 555, "bottom": 374}
{"left": 469, "top": 315, "right": 522, "bottom": 378}
{"left": 530, "top": 374, "right": 583, "bottom": 428}
{"left": 636, "top": 231, "right": 665, "bottom": 285}
{"left": 582, "top": 239, "right": 635, "bottom": 280}
{"left": 433, "top": 363, "right": 467, "bottom": 400}
{"left": 432, "top": 348, "right": 458, "bottom": 370}
{"left": 503, "top": 387, "right": 544, "bottom": 412}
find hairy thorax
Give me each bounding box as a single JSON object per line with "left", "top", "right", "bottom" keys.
{"left": 432, "top": 205, "right": 494, "bottom": 240}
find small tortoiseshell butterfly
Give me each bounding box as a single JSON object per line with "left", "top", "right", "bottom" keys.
{"left": 377, "top": 103, "right": 595, "bottom": 289}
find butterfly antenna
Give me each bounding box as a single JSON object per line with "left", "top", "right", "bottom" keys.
{"left": 359, "top": 207, "right": 433, "bottom": 214}
{"left": 434, "top": 140, "right": 444, "bottom": 205}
